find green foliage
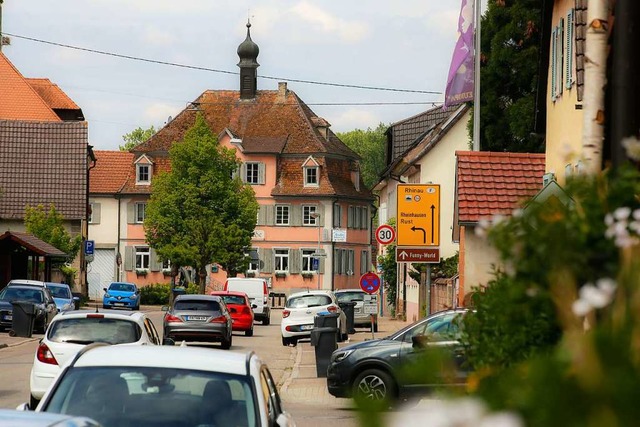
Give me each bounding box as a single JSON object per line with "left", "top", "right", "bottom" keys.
{"left": 120, "top": 126, "right": 156, "bottom": 151}
{"left": 337, "top": 123, "right": 387, "bottom": 189}
{"left": 58, "top": 265, "right": 77, "bottom": 287}
{"left": 24, "top": 204, "right": 82, "bottom": 262}
{"left": 379, "top": 218, "right": 397, "bottom": 312}
{"left": 139, "top": 283, "right": 171, "bottom": 305}
{"left": 144, "top": 114, "right": 258, "bottom": 292}
{"left": 470, "top": 0, "right": 544, "bottom": 152}
{"left": 409, "top": 252, "right": 459, "bottom": 283}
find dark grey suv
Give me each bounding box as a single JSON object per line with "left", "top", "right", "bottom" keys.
{"left": 326, "top": 309, "right": 469, "bottom": 403}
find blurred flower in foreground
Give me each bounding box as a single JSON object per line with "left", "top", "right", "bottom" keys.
{"left": 571, "top": 278, "right": 617, "bottom": 317}
{"left": 604, "top": 207, "right": 640, "bottom": 248}
{"left": 621, "top": 136, "right": 640, "bottom": 161}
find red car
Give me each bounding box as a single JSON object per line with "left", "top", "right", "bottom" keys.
{"left": 210, "top": 291, "right": 255, "bottom": 336}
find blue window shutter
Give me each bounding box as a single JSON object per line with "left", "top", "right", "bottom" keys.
{"left": 565, "top": 10, "right": 574, "bottom": 89}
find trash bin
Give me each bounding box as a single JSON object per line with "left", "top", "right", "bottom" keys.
{"left": 72, "top": 293, "right": 82, "bottom": 310}
{"left": 310, "top": 326, "right": 338, "bottom": 377}
{"left": 338, "top": 301, "right": 356, "bottom": 334}
{"left": 10, "top": 301, "right": 36, "bottom": 338}
{"left": 314, "top": 311, "right": 339, "bottom": 328}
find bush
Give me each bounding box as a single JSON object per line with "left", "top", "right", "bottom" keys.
{"left": 140, "top": 283, "right": 171, "bottom": 305}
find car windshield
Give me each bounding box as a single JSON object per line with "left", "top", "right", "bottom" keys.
{"left": 286, "top": 294, "right": 332, "bottom": 308}
{"left": 0, "top": 287, "right": 43, "bottom": 303}
{"left": 221, "top": 295, "right": 246, "bottom": 305}
{"left": 44, "top": 366, "right": 257, "bottom": 427}
{"left": 336, "top": 292, "right": 365, "bottom": 303}
{"left": 109, "top": 283, "right": 136, "bottom": 292}
{"left": 48, "top": 318, "right": 142, "bottom": 344}
{"left": 174, "top": 300, "right": 221, "bottom": 311}
{"left": 48, "top": 285, "right": 71, "bottom": 299}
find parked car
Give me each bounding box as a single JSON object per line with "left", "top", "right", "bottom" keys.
{"left": 224, "top": 277, "right": 271, "bottom": 325}
{"left": 334, "top": 289, "right": 379, "bottom": 332}
{"left": 44, "top": 283, "right": 78, "bottom": 313}
{"left": 210, "top": 290, "right": 255, "bottom": 336}
{"left": 0, "top": 409, "right": 101, "bottom": 427}
{"left": 29, "top": 310, "right": 161, "bottom": 408}
{"left": 326, "top": 309, "right": 470, "bottom": 403}
{"left": 102, "top": 282, "right": 140, "bottom": 310}
{"left": 280, "top": 290, "right": 347, "bottom": 346}
{"left": 24, "top": 345, "right": 296, "bottom": 427}
{"left": 0, "top": 284, "right": 57, "bottom": 333}
{"left": 162, "top": 294, "right": 233, "bottom": 349}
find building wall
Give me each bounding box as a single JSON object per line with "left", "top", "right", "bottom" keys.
{"left": 546, "top": 0, "right": 583, "bottom": 185}
{"left": 461, "top": 225, "right": 501, "bottom": 294}
{"left": 88, "top": 197, "right": 119, "bottom": 245}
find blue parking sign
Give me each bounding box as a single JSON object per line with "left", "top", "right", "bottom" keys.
{"left": 84, "top": 240, "right": 95, "bottom": 255}
{"left": 312, "top": 258, "right": 319, "bottom": 271}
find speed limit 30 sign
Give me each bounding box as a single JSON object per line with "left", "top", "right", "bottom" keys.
{"left": 375, "top": 224, "right": 396, "bottom": 245}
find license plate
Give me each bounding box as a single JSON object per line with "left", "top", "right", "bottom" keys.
{"left": 187, "top": 316, "right": 208, "bottom": 321}
{"left": 114, "top": 302, "right": 125, "bottom": 307}
{"left": 3, "top": 315, "right": 12, "bottom": 321}
{"left": 300, "top": 324, "right": 313, "bottom": 331}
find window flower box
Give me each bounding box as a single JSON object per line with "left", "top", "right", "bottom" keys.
{"left": 162, "top": 269, "right": 172, "bottom": 277}
{"left": 301, "top": 272, "right": 314, "bottom": 279}
{"left": 275, "top": 271, "right": 287, "bottom": 279}
{"left": 135, "top": 269, "right": 148, "bottom": 277}
{"left": 245, "top": 271, "right": 256, "bottom": 278}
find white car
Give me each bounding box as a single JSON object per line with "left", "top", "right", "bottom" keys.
{"left": 28, "top": 345, "right": 296, "bottom": 427}
{"left": 29, "top": 310, "right": 161, "bottom": 408}
{"left": 281, "top": 290, "right": 347, "bottom": 346}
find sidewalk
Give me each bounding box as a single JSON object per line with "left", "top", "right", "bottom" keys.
{"left": 280, "top": 315, "right": 411, "bottom": 405}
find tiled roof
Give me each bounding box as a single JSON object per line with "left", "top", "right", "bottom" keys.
{"left": 0, "top": 231, "right": 67, "bottom": 257}
{"left": 90, "top": 150, "right": 135, "bottom": 194}
{"left": 26, "top": 78, "right": 81, "bottom": 110}
{"left": 456, "top": 151, "right": 546, "bottom": 224}
{"left": 387, "top": 105, "right": 458, "bottom": 164}
{"left": 0, "top": 53, "right": 60, "bottom": 122}
{"left": 119, "top": 156, "right": 171, "bottom": 195}
{"left": 0, "top": 120, "right": 88, "bottom": 220}
{"left": 241, "top": 136, "right": 288, "bottom": 153}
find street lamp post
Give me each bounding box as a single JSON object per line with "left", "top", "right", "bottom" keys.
{"left": 310, "top": 212, "right": 321, "bottom": 289}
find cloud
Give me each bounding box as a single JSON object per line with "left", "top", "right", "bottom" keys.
{"left": 290, "top": 1, "right": 369, "bottom": 43}
{"left": 143, "top": 102, "right": 182, "bottom": 125}
{"left": 142, "top": 26, "right": 174, "bottom": 47}
{"left": 329, "top": 109, "right": 380, "bottom": 133}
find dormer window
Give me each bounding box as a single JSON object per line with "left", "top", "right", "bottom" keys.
{"left": 304, "top": 166, "right": 318, "bottom": 187}
{"left": 137, "top": 164, "right": 150, "bottom": 184}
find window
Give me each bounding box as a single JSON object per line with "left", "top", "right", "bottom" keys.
{"left": 135, "top": 202, "right": 147, "bottom": 223}
{"left": 162, "top": 259, "right": 171, "bottom": 270}
{"left": 248, "top": 257, "right": 260, "bottom": 272}
{"left": 303, "top": 205, "right": 318, "bottom": 226}
{"left": 274, "top": 249, "right": 289, "bottom": 272}
{"left": 137, "top": 164, "right": 150, "bottom": 184}
{"left": 304, "top": 166, "right": 318, "bottom": 186}
{"left": 275, "top": 205, "right": 290, "bottom": 225}
{"left": 333, "top": 204, "right": 343, "bottom": 228}
{"left": 360, "top": 207, "right": 368, "bottom": 230}
{"left": 88, "top": 203, "right": 94, "bottom": 223}
{"left": 135, "top": 247, "right": 150, "bottom": 270}
{"left": 302, "top": 249, "right": 316, "bottom": 272}
{"left": 360, "top": 250, "right": 369, "bottom": 274}
{"left": 347, "top": 250, "right": 355, "bottom": 275}
{"left": 245, "top": 162, "right": 259, "bottom": 184}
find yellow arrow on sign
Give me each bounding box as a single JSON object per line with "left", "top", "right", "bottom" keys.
{"left": 396, "top": 184, "right": 440, "bottom": 247}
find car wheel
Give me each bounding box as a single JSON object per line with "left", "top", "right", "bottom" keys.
{"left": 221, "top": 333, "right": 232, "bottom": 350}
{"left": 39, "top": 317, "right": 49, "bottom": 334}
{"left": 352, "top": 369, "right": 396, "bottom": 406}
{"left": 30, "top": 394, "right": 40, "bottom": 409}
{"left": 263, "top": 315, "right": 270, "bottom": 326}
{"left": 245, "top": 327, "right": 254, "bottom": 337}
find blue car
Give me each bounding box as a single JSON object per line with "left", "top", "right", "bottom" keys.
{"left": 102, "top": 282, "right": 140, "bottom": 310}
{"left": 44, "top": 283, "right": 78, "bottom": 312}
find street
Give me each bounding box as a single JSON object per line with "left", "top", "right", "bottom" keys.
{"left": 0, "top": 307, "right": 393, "bottom": 426}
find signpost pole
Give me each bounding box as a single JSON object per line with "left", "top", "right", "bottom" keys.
{"left": 426, "top": 264, "right": 431, "bottom": 316}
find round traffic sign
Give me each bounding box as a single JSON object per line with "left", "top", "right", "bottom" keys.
{"left": 359, "top": 272, "right": 381, "bottom": 294}
{"left": 375, "top": 224, "right": 396, "bottom": 245}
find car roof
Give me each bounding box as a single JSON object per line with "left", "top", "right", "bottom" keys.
{"left": 287, "top": 289, "right": 333, "bottom": 299}
{"left": 334, "top": 289, "right": 366, "bottom": 293}
{"left": 3, "top": 284, "right": 46, "bottom": 292}
{"left": 108, "top": 282, "right": 136, "bottom": 286}
{"left": 73, "top": 345, "right": 253, "bottom": 376}
{"left": 56, "top": 309, "right": 145, "bottom": 320}
{"left": 8, "top": 279, "right": 46, "bottom": 287}
{"left": 210, "top": 290, "right": 248, "bottom": 298}
{"left": 175, "top": 294, "right": 221, "bottom": 301}
{"left": 45, "top": 282, "right": 70, "bottom": 288}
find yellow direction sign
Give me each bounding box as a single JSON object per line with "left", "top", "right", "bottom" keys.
{"left": 396, "top": 184, "right": 440, "bottom": 246}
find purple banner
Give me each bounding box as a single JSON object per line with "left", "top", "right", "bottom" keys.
{"left": 444, "top": 0, "right": 475, "bottom": 108}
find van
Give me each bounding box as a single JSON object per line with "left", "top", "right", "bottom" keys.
{"left": 224, "top": 278, "right": 270, "bottom": 325}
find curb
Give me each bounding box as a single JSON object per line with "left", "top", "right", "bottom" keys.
{"left": 0, "top": 343, "right": 6, "bottom": 349}
{"left": 279, "top": 344, "right": 301, "bottom": 394}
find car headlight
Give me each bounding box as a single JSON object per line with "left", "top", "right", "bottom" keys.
{"left": 104, "top": 293, "right": 112, "bottom": 298}
{"left": 129, "top": 294, "right": 138, "bottom": 300}
{"left": 332, "top": 349, "right": 354, "bottom": 363}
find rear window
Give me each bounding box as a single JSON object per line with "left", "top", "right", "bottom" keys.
{"left": 226, "top": 280, "right": 265, "bottom": 296}
{"left": 336, "top": 292, "right": 365, "bottom": 303}
{"left": 0, "top": 287, "right": 43, "bottom": 303}
{"left": 286, "top": 294, "right": 332, "bottom": 309}
{"left": 221, "top": 295, "right": 246, "bottom": 306}
{"left": 108, "top": 283, "right": 136, "bottom": 292}
{"left": 174, "top": 300, "right": 221, "bottom": 311}
{"left": 48, "top": 317, "right": 142, "bottom": 344}
{"left": 48, "top": 285, "right": 71, "bottom": 299}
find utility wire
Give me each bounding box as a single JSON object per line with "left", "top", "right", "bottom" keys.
{"left": 1, "top": 32, "right": 442, "bottom": 95}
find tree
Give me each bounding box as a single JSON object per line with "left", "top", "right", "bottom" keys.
{"left": 471, "top": 0, "right": 544, "bottom": 153}
{"left": 144, "top": 114, "right": 258, "bottom": 292}
{"left": 24, "top": 204, "right": 82, "bottom": 261}
{"left": 337, "top": 123, "right": 387, "bottom": 189}
{"left": 120, "top": 126, "right": 156, "bottom": 151}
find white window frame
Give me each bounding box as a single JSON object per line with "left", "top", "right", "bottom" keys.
{"left": 274, "top": 248, "right": 289, "bottom": 272}
{"left": 162, "top": 259, "right": 171, "bottom": 270}
{"left": 302, "top": 249, "right": 315, "bottom": 273}
{"left": 360, "top": 250, "right": 369, "bottom": 274}
{"left": 135, "top": 247, "right": 150, "bottom": 270}
{"left": 245, "top": 162, "right": 260, "bottom": 184}
{"left": 88, "top": 202, "right": 95, "bottom": 224}
{"left": 302, "top": 205, "right": 318, "bottom": 226}
{"left": 137, "top": 164, "right": 151, "bottom": 184}
{"left": 275, "top": 205, "right": 290, "bottom": 226}
{"left": 135, "top": 202, "right": 147, "bottom": 223}
{"left": 304, "top": 166, "right": 319, "bottom": 187}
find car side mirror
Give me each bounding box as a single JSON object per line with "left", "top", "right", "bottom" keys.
{"left": 251, "top": 304, "right": 258, "bottom": 309}
{"left": 103, "top": 288, "right": 107, "bottom": 292}
{"left": 15, "top": 402, "right": 30, "bottom": 411}
{"left": 162, "top": 337, "right": 175, "bottom": 346}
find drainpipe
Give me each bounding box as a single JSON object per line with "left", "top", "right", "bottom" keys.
{"left": 117, "top": 195, "right": 122, "bottom": 282}
{"left": 85, "top": 146, "right": 97, "bottom": 297}
{"left": 331, "top": 199, "right": 339, "bottom": 292}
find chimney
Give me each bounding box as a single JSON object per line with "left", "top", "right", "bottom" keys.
{"left": 278, "top": 82, "right": 288, "bottom": 102}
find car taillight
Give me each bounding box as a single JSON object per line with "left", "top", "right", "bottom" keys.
{"left": 210, "top": 315, "right": 227, "bottom": 324}
{"left": 223, "top": 281, "right": 228, "bottom": 291}
{"left": 282, "top": 309, "right": 291, "bottom": 318}
{"left": 164, "top": 314, "right": 182, "bottom": 323}
{"left": 37, "top": 342, "right": 58, "bottom": 366}
{"left": 242, "top": 306, "right": 252, "bottom": 315}
{"left": 327, "top": 305, "right": 338, "bottom": 313}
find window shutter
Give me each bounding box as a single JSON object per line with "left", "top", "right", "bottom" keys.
{"left": 558, "top": 18, "right": 564, "bottom": 96}
{"left": 240, "top": 163, "right": 247, "bottom": 183}
{"left": 291, "top": 206, "right": 302, "bottom": 226}
{"left": 258, "top": 162, "right": 266, "bottom": 185}
{"left": 257, "top": 205, "right": 267, "bottom": 226}
{"left": 124, "top": 246, "right": 134, "bottom": 271}
{"left": 333, "top": 204, "right": 340, "bottom": 227}
{"left": 92, "top": 203, "right": 101, "bottom": 224}
{"left": 318, "top": 249, "right": 326, "bottom": 273}
{"left": 348, "top": 250, "right": 355, "bottom": 275}
{"left": 565, "top": 10, "right": 574, "bottom": 89}
{"left": 348, "top": 206, "right": 354, "bottom": 228}
{"left": 150, "top": 248, "right": 161, "bottom": 272}
{"left": 551, "top": 26, "right": 557, "bottom": 100}
{"left": 260, "top": 248, "right": 273, "bottom": 273}
{"left": 265, "top": 206, "right": 275, "bottom": 226}
{"left": 317, "top": 203, "right": 325, "bottom": 226}
{"left": 362, "top": 206, "right": 369, "bottom": 230}
{"left": 290, "top": 250, "right": 301, "bottom": 274}
{"left": 127, "top": 203, "right": 135, "bottom": 224}
{"left": 333, "top": 249, "right": 340, "bottom": 274}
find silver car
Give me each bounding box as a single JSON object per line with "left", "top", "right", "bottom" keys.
{"left": 334, "top": 289, "right": 379, "bottom": 332}
{"left": 162, "top": 295, "right": 233, "bottom": 349}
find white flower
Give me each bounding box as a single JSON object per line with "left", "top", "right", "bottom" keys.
{"left": 614, "top": 207, "right": 632, "bottom": 221}
{"left": 605, "top": 213, "right": 615, "bottom": 227}
{"left": 478, "top": 412, "right": 525, "bottom": 427}
{"left": 615, "top": 234, "right": 639, "bottom": 249}
{"left": 492, "top": 214, "right": 506, "bottom": 226}
{"left": 579, "top": 284, "right": 611, "bottom": 309}
{"left": 633, "top": 209, "right": 640, "bottom": 221}
{"left": 621, "top": 136, "right": 640, "bottom": 161}
{"left": 629, "top": 221, "right": 640, "bottom": 233}
{"left": 512, "top": 208, "right": 523, "bottom": 218}
{"left": 596, "top": 278, "right": 617, "bottom": 297}
{"left": 572, "top": 299, "right": 592, "bottom": 317}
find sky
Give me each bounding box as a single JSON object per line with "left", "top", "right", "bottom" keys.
{"left": 1, "top": 0, "right": 477, "bottom": 151}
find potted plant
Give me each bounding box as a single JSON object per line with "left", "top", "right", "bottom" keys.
{"left": 301, "top": 272, "right": 314, "bottom": 279}
{"left": 135, "top": 269, "right": 148, "bottom": 277}
{"left": 162, "top": 269, "right": 172, "bottom": 277}
{"left": 275, "top": 271, "right": 287, "bottom": 279}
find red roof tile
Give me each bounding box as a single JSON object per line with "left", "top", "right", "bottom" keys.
{"left": 26, "top": 78, "right": 81, "bottom": 110}
{"left": 0, "top": 53, "right": 60, "bottom": 122}
{"left": 456, "top": 151, "right": 546, "bottom": 224}
{"left": 90, "top": 150, "right": 135, "bottom": 194}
